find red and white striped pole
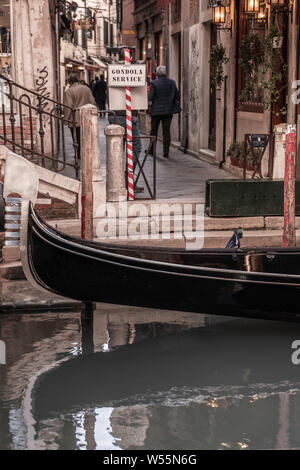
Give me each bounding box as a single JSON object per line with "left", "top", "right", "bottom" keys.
{"left": 125, "top": 49, "right": 134, "bottom": 201}
{"left": 283, "top": 124, "right": 297, "bottom": 248}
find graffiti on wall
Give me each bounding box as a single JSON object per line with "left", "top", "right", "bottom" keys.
{"left": 189, "top": 28, "right": 200, "bottom": 124}
{"left": 35, "top": 65, "right": 50, "bottom": 110}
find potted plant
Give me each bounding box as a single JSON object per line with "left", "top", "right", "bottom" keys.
{"left": 226, "top": 142, "right": 244, "bottom": 168}
{"left": 209, "top": 44, "right": 229, "bottom": 89}
{"left": 227, "top": 142, "right": 259, "bottom": 171}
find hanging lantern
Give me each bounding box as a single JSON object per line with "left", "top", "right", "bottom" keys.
{"left": 245, "top": 0, "right": 260, "bottom": 13}
{"left": 212, "top": 3, "right": 226, "bottom": 24}
{"left": 255, "top": 4, "right": 267, "bottom": 22}
{"left": 269, "top": 0, "right": 286, "bottom": 5}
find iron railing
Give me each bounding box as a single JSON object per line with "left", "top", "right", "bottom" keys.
{"left": 105, "top": 110, "right": 157, "bottom": 200}
{"left": 0, "top": 73, "right": 80, "bottom": 178}
{"left": 133, "top": 136, "right": 157, "bottom": 200}
{"left": 243, "top": 133, "right": 274, "bottom": 180}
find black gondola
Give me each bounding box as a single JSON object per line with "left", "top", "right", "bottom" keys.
{"left": 25, "top": 202, "right": 300, "bottom": 322}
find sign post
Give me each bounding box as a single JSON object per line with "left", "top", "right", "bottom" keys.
{"left": 283, "top": 124, "right": 297, "bottom": 247}
{"left": 107, "top": 58, "right": 147, "bottom": 201}
{"left": 125, "top": 49, "right": 134, "bottom": 201}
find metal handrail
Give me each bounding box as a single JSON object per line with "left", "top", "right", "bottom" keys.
{"left": 97, "top": 110, "right": 117, "bottom": 123}
{"left": 0, "top": 73, "right": 80, "bottom": 178}
{"left": 132, "top": 136, "right": 157, "bottom": 200}
{"left": 0, "top": 73, "right": 74, "bottom": 111}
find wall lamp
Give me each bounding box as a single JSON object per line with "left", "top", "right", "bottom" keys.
{"left": 211, "top": 1, "right": 232, "bottom": 35}
{"left": 268, "top": 0, "right": 294, "bottom": 22}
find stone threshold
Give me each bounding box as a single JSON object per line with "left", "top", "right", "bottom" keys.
{"left": 47, "top": 215, "right": 294, "bottom": 235}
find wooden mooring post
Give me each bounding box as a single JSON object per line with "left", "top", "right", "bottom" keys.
{"left": 283, "top": 124, "right": 297, "bottom": 248}
{"left": 80, "top": 104, "right": 105, "bottom": 317}
{"left": 80, "top": 105, "right": 95, "bottom": 241}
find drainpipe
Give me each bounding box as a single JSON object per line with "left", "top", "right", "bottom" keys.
{"left": 233, "top": 0, "right": 240, "bottom": 143}
{"left": 220, "top": 75, "right": 228, "bottom": 167}
{"left": 55, "top": 3, "right": 61, "bottom": 104}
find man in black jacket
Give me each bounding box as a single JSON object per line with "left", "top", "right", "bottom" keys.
{"left": 148, "top": 65, "right": 180, "bottom": 159}
{"left": 93, "top": 74, "right": 107, "bottom": 118}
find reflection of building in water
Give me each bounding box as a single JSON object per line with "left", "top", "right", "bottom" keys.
{"left": 0, "top": 312, "right": 82, "bottom": 449}
{"left": 94, "top": 303, "right": 209, "bottom": 351}
{"left": 139, "top": 391, "right": 300, "bottom": 450}
{"left": 2, "top": 305, "right": 300, "bottom": 450}
{"left": 110, "top": 406, "right": 149, "bottom": 450}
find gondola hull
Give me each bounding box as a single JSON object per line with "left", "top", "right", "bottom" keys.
{"left": 26, "top": 204, "right": 300, "bottom": 322}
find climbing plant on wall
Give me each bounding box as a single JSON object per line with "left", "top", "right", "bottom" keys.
{"left": 260, "top": 24, "right": 287, "bottom": 115}
{"left": 209, "top": 44, "right": 229, "bottom": 89}
{"left": 239, "top": 34, "right": 263, "bottom": 102}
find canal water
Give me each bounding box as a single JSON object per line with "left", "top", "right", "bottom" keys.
{"left": 1, "top": 304, "right": 300, "bottom": 450}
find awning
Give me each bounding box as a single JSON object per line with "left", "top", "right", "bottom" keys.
{"left": 91, "top": 57, "right": 108, "bottom": 69}
{"left": 84, "top": 61, "right": 99, "bottom": 72}
{"left": 64, "top": 58, "right": 85, "bottom": 68}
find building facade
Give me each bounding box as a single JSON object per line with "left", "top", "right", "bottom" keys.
{"left": 134, "top": 1, "right": 169, "bottom": 80}
{"left": 133, "top": 0, "right": 299, "bottom": 178}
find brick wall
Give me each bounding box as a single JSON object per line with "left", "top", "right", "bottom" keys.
{"left": 35, "top": 193, "right": 77, "bottom": 220}
{"left": 122, "top": 0, "right": 136, "bottom": 48}
{"left": 0, "top": 116, "right": 37, "bottom": 156}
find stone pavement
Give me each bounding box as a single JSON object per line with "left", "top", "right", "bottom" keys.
{"left": 61, "top": 116, "right": 231, "bottom": 202}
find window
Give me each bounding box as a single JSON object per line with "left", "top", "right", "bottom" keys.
{"left": 155, "top": 32, "right": 163, "bottom": 66}
{"left": 73, "top": 29, "right": 78, "bottom": 46}
{"left": 86, "top": 9, "right": 93, "bottom": 40}
{"left": 0, "top": 3, "right": 11, "bottom": 78}
{"left": 104, "top": 20, "right": 109, "bottom": 46}
{"left": 110, "top": 23, "right": 113, "bottom": 47}
{"left": 82, "top": 29, "right": 87, "bottom": 49}
{"left": 171, "top": 0, "right": 181, "bottom": 23}
{"left": 237, "top": 1, "right": 265, "bottom": 113}
{"left": 139, "top": 38, "right": 146, "bottom": 61}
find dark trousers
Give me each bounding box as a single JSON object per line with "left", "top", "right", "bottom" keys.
{"left": 71, "top": 126, "right": 81, "bottom": 159}
{"left": 150, "top": 114, "right": 173, "bottom": 157}
{"left": 98, "top": 100, "right": 106, "bottom": 118}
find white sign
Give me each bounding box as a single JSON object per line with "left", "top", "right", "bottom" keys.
{"left": 108, "top": 64, "right": 146, "bottom": 88}
{"left": 109, "top": 87, "right": 148, "bottom": 111}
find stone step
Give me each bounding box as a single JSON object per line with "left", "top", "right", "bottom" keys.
{"left": 98, "top": 200, "right": 203, "bottom": 219}
{"left": 48, "top": 215, "right": 266, "bottom": 239}
{"left": 94, "top": 229, "right": 293, "bottom": 250}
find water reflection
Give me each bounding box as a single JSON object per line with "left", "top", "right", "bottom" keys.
{"left": 0, "top": 305, "right": 300, "bottom": 450}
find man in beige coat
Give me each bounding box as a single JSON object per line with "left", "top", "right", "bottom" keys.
{"left": 63, "top": 74, "right": 96, "bottom": 159}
